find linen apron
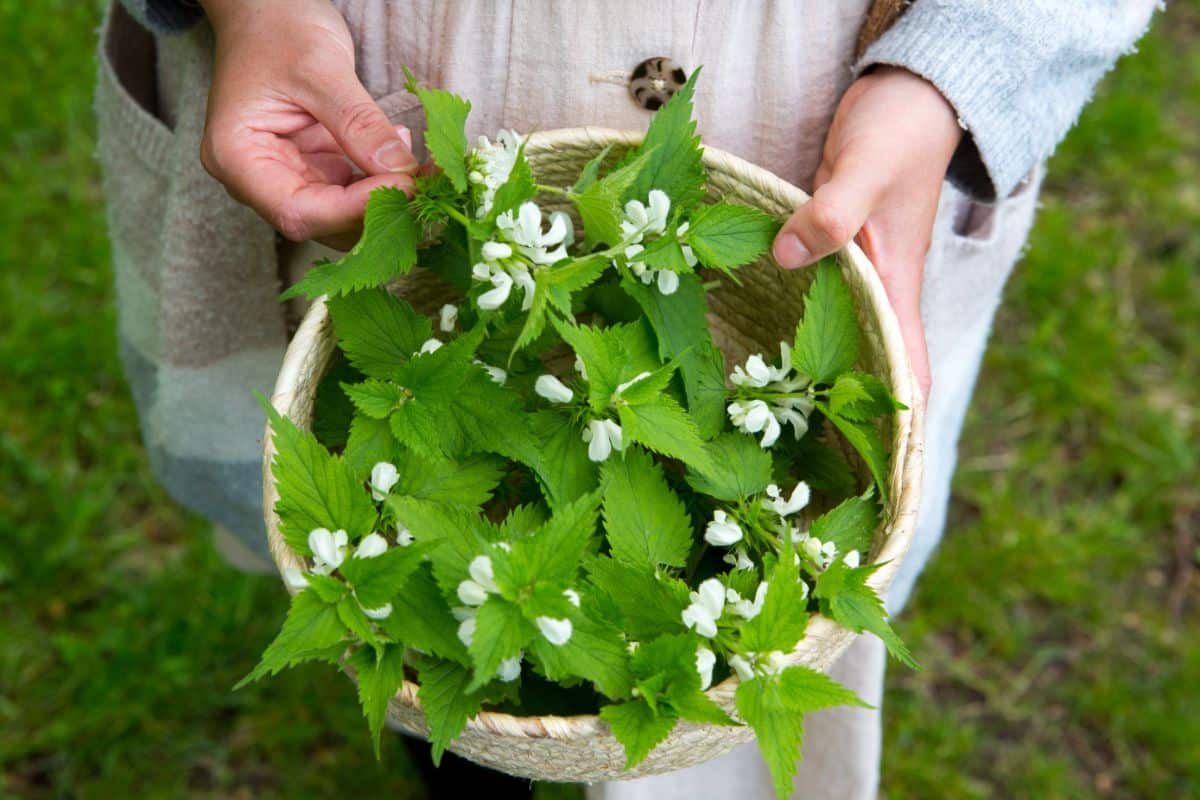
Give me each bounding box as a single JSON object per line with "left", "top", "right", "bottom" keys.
{"left": 95, "top": 2, "right": 1041, "bottom": 797}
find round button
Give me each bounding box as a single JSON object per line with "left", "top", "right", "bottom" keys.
{"left": 629, "top": 57, "right": 688, "bottom": 111}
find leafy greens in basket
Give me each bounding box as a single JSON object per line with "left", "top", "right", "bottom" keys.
{"left": 245, "top": 69, "right": 914, "bottom": 799}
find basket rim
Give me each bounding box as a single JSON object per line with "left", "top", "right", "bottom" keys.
{"left": 261, "top": 127, "right": 925, "bottom": 743}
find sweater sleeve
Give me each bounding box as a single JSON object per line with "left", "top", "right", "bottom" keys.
{"left": 857, "top": 1, "right": 1157, "bottom": 201}
{"left": 118, "top": 0, "right": 205, "bottom": 33}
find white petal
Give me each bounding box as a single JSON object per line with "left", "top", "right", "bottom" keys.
{"left": 457, "top": 579, "right": 489, "bottom": 607}
{"left": 656, "top": 269, "right": 680, "bottom": 295}
{"left": 728, "top": 654, "right": 755, "bottom": 681}
{"left": 439, "top": 303, "right": 459, "bottom": 332}
{"left": 369, "top": 462, "right": 400, "bottom": 501}
{"left": 623, "top": 199, "right": 648, "bottom": 230}
{"left": 513, "top": 267, "right": 537, "bottom": 309}
{"left": 457, "top": 616, "right": 476, "bottom": 646}
{"left": 697, "top": 578, "right": 726, "bottom": 619}
{"left": 563, "top": 589, "right": 581, "bottom": 608}
{"left": 759, "top": 413, "right": 782, "bottom": 448}
{"left": 354, "top": 532, "right": 389, "bottom": 559}
{"left": 574, "top": 355, "right": 588, "bottom": 380}
{"left": 362, "top": 602, "right": 393, "bottom": 620}
{"left": 477, "top": 271, "right": 514, "bottom": 309}
{"left": 541, "top": 210, "right": 569, "bottom": 247}
{"left": 535, "top": 374, "right": 574, "bottom": 404}
{"left": 549, "top": 210, "right": 575, "bottom": 247}
{"left": 743, "top": 400, "right": 771, "bottom": 433}
{"left": 537, "top": 616, "right": 573, "bottom": 646}
{"left": 497, "top": 654, "right": 523, "bottom": 682}
{"left": 624, "top": 243, "right": 645, "bottom": 260}
{"left": 586, "top": 421, "right": 613, "bottom": 462}
{"left": 482, "top": 364, "right": 508, "bottom": 385}
{"left": 646, "top": 190, "right": 671, "bottom": 234}
{"left": 745, "top": 355, "right": 772, "bottom": 386}
{"left": 680, "top": 243, "right": 698, "bottom": 267}
{"left": 681, "top": 605, "right": 718, "bottom": 639}
{"left": 615, "top": 371, "right": 652, "bottom": 398}
{"left": 696, "top": 646, "right": 716, "bottom": 691}
{"left": 844, "top": 550, "right": 861, "bottom": 569}
{"left": 418, "top": 338, "right": 442, "bottom": 355}
{"left": 482, "top": 240, "right": 513, "bottom": 261}
{"left": 472, "top": 262, "right": 493, "bottom": 281}
{"left": 395, "top": 523, "right": 415, "bottom": 547}
{"left": 308, "top": 528, "right": 335, "bottom": 565}
{"left": 601, "top": 419, "right": 624, "bottom": 453}
{"left": 468, "top": 555, "right": 499, "bottom": 593}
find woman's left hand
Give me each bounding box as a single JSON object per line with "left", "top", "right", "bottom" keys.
{"left": 772, "top": 66, "right": 964, "bottom": 402}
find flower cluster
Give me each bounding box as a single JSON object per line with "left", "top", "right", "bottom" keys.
{"left": 468, "top": 129, "right": 523, "bottom": 218}
{"left": 726, "top": 344, "right": 814, "bottom": 448}
{"left": 472, "top": 203, "right": 574, "bottom": 310}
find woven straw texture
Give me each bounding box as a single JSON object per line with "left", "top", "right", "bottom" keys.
{"left": 262, "top": 128, "right": 925, "bottom": 782}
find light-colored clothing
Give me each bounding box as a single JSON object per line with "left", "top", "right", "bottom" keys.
{"left": 94, "top": 2, "right": 1153, "bottom": 797}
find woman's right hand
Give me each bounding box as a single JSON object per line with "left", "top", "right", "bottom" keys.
{"left": 199, "top": 0, "right": 417, "bottom": 249}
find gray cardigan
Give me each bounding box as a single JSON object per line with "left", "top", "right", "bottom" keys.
{"left": 120, "top": 0, "right": 1155, "bottom": 202}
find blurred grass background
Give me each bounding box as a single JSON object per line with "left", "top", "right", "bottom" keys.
{"left": 1, "top": 2, "right": 1196, "bottom": 797}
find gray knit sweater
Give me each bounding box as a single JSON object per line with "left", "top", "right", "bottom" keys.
{"left": 120, "top": 0, "right": 1154, "bottom": 201}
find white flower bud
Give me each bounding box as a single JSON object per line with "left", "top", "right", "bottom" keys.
{"left": 457, "top": 616, "right": 476, "bottom": 647}
{"left": 537, "top": 616, "right": 573, "bottom": 646}
{"left": 457, "top": 579, "right": 489, "bottom": 607}
{"left": 705, "top": 509, "right": 744, "bottom": 547}
{"left": 282, "top": 567, "right": 309, "bottom": 590}
{"left": 418, "top": 338, "right": 443, "bottom": 355}
{"left": 308, "top": 527, "right": 348, "bottom": 574}
{"left": 497, "top": 654, "right": 523, "bottom": 682}
{"left": 728, "top": 654, "right": 755, "bottom": 682}
{"left": 369, "top": 462, "right": 400, "bottom": 501}
{"left": 439, "top": 303, "right": 458, "bottom": 332}
{"left": 535, "top": 374, "right": 574, "bottom": 404}
{"left": 844, "top": 550, "right": 861, "bottom": 569}
{"left": 395, "top": 523, "right": 414, "bottom": 547}
{"left": 696, "top": 646, "right": 716, "bottom": 691}
{"left": 362, "top": 602, "right": 393, "bottom": 620}
{"left": 563, "top": 589, "right": 581, "bottom": 608}
{"left": 468, "top": 555, "right": 499, "bottom": 593}
{"left": 353, "top": 532, "right": 389, "bottom": 559}
{"left": 481, "top": 240, "right": 514, "bottom": 261}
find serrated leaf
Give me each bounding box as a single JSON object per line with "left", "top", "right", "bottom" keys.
{"left": 826, "top": 373, "right": 871, "bottom": 417}
{"left": 498, "top": 491, "right": 600, "bottom": 594}
{"left": 348, "top": 645, "right": 408, "bottom": 757}
{"left": 416, "top": 658, "right": 484, "bottom": 764}
{"left": 640, "top": 235, "right": 692, "bottom": 274}
{"left": 262, "top": 397, "right": 377, "bottom": 554}
{"left": 740, "top": 554, "right": 809, "bottom": 653}
{"left": 404, "top": 68, "right": 471, "bottom": 192}
{"left": 393, "top": 452, "right": 505, "bottom": 509}
{"left": 282, "top": 189, "right": 419, "bottom": 300}
{"left": 342, "top": 379, "right": 408, "bottom": 419}
{"left": 344, "top": 413, "right": 401, "bottom": 481}
{"left": 236, "top": 589, "right": 346, "bottom": 688}
{"left": 337, "top": 595, "right": 381, "bottom": 648}
{"left": 380, "top": 566, "right": 469, "bottom": 663}
{"left": 339, "top": 544, "right": 428, "bottom": 609}
{"left": 529, "top": 411, "right": 598, "bottom": 511}
{"left": 306, "top": 574, "right": 351, "bottom": 604}
{"left": 552, "top": 318, "right": 624, "bottom": 413}
{"left": 686, "top": 433, "right": 775, "bottom": 501}
{"left": 530, "top": 612, "right": 634, "bottom": 699}
{"left": 585, "top": 556, "right": 691, "bottom": 641}
{"left": 834, "top": 371, "right": 905, "bottom": 421}
{"left": 483, "top": 143, "right": 536, "bottom": 223}
{"left": 622, "top": 69, "right": 705, "bottom": 209}
{"left": 601, "top": 448, "right": 692, "bottom": 568}
{"left": 618, "top": 395, "right": 715, "bottom": 474}
{"left": 684, "top": 202, "right": 780, "bottom": 271}
{"left": 570, "top": 147, "right": 659, "bottom": 248}
{"left": 814, "top": 561, "right": 918, "bottom": 669}
{"left": 467, "top": 597, "right": 536, "bottom": 690}
{"left": 600, "top": 699, "right": 678, "bottom": 770}
{"left": 572, "top": 143, "right": 614, "bottom": 193}
{"left": 386, "top": 496, "right": 494, "bottom": 595}
{"left": 793, "top": 259, "right": 859, "bottom": 385}
{"left": 810, "top": 492, "right": 879, "bottom": 556}
{"left": 821, "top": 406, "right": 889, "bottom": 502}
{"left": 326, "top": 288, "right": 431, "bottom": 378}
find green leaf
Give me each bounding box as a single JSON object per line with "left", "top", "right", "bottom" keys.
{"left": 404, "top": 68, "right": 471, "bottom": 192}
{"left": 483, "top": 143, "right": 536, "bottom": 222}
{"left": 282, "top": 189, "right": 420, "bottom": 300}
{"left": 618, "top": 395, "right": 715, "bottom": 473}
{"left": 387, "top": 496, "right": 493, "bottom": 595}
{"left": 600, "top": 699, "right": 678, "bottom": 770}
{"left": 467, "top": 597, "right": 536, "bottom": 690}
{"left": 529, "top": 411, "right": 598, "bottom": 511}
{"left": 236, "top": 589, "right": 346, "bottom": 688}
{"left": 570, "top": 147, "right": 659, "bottom": 248}
{"left": 601, "top": 448, "right": 693, "bottom": 568}
{"left": 343, "top": 413, "right": 398, "bottom": 481}
{"left": 312, "top": 355, "right": 359, "bottom": 449}
{"left": 261, "top": 397, "right": 377, "bottom": 554}
{"left": 530, "top": 612, "right": 634, "bottom": 699}
{"left": 326, "top": 288, "right": 431, "bottom": 378}
{"left": 585, "top": 556, "right": 691, "bottom": 641}
{"left": 342, "top": 379, "right": 408, "bottom": 420}
{"left": 639, "top": 235, "right": 692, "bottom": 274}
{"left": 514, "top": 253, "right": 610, "bottom": 356}
{"left": 622, "top": 274, "right": 726, "bottom": 438}
{"left": 339, "top": 544, "right": 428, "bottom": 609}
{"left": 306, "top": 573, "right": 351, "bottom": 604}
{"left": 337, "top": 595, "right": 382, "bottom": 648}
{"left": 571, "top": 143, "right": 613, "bottom": 193}
{"left": 790, "top": 427, "right": 858, "bottom": 498}
{"left": 810, "top": 492, "right": 879, "bottom": 556}
{"left": 670, "top": 686, "right": 738, "bottom": 726}
{"left": 740, "top": 554, "right": 809, "bottom": 654}
{"left": 380, "top": 566, "right": 469, "bottom": 663}
{"left": 814, "top": 561, "right": 918, "bottom": 669}
{"left": 393, "top": 452, "right": 505, "bottom": 509}
{"left": 349, "top": 645, "right": 408, "bottom": 758}
{"left": 552, "top": 318, "right": 624, "bottom": 413}
{"left": 419, "top": 220, "right": 472, "bottom": 291}
{"left": 498, "top": 491, "right": 601, "bottom": 594}
{"left": 685, "top": 433, "right": 775, "bottom": 502}
{"left": 793, "top": 259, "right": 859, "bottom": 384}
{"left": 623, "top": 69, "right": 705, "bottom": 209}
{"left": 821, "top": 407, "right": 889, "bottom": 502}
{"left": 684, "top": 202, "right": 780, "bottom": 271}
{"left": 416, "top": 658, "right": 485, "bottom": 764}
{"left": 830, "top": 371, "right": 904, "bottom": 421}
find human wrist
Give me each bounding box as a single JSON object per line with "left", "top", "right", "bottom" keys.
{"left": 871, "top": 66, "right": 963, "bottom": 167}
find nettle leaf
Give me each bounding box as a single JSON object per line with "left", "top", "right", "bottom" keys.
{"left": 282, "top": 189, "right": 420, "bottom": 300}
{"left": 821, "top": 406, "right": 889, "bottom": 503}
{"left": 529, "top": 411, "right": 597, "bottom": 511}
{"left": 814, "top": 561, "right": 918, "bottom": 669}
{"left": 347, "top": 645, "right": 408, "bottom": 758}
{"left": 570, "top": 147, "right": 659, "bottom": 248}
{"left": 686, "top": 432, "right": 774, "bottom": 502}
{"left": 467, "top": 597, "right": 536, "bottom": 690}
{"left": 640, "top": 235, "right": 692, "bottom": 274}
{"left": 339, "top": 544, "right": 429, "bottom": 609}
{"left": 622, "top": 69, "right": 705, "bottom": 209}
{"left": 404, "top": 67, "right": 471, "bottom": 192}
{"left": 498, "top": 491, "right": 600, "bottom": 595}
{"left": 830, "top": 371, "right": 904, "bottom": 421}
{"left": 344, "top": 413, "right": 398, "bottom": 481}
{"left": 601, "top": 447, "right": 692, "bottom": 568}
{"left": 236, "top": 589, "right": 347, "bottom": 688}
{"left": 393, "top": 452, "right": 505, "bottom": 509}
{"left": 618, "top": 395, "right": 715, "bottom": 474}
{"left": 416, "top": 658, "right": 485, "bottom": 765}
{"left": 312, "top": 355, "right": 359, "bottom": 449}
{"left": 387, "top": 496, "right": 493, "bottom": 594}
{"left": 740, "top": 553, "right": 809, "bottom": 654}
{"left": 600, "top": 699, "right": 678, "bottom": 770}
{"left": 514, "top": 253, "right": 610, "bottom": 356}
{"left": 483, "top": 143, "right": 536, "bottom": 223}
{"left": 342, "top": 379, "right": 407, "bottom": 420}
{"left": 497, "top": 504, "right": 549, "bottom": 541}
{"left": 572, "top": 143, "right": 613, "bottom": 193}
{"left": 261, "top": 398, "right": 377, "bottom": 554}
{"left": 793, "top": 259, "right": 859, "bottom": 385}
{"left": 811, "top": 491, "right": 879, "bottom": 556}
{"left": 790, "top": 431, "right": 857, "bottom": 499}
{"left": 622, "top": 274, "right": 726, "bottom": 438}
{"left": 337, "top": 596, "right": 381, "bottom": 649}
{"left": 684, "top": 202, "right": 780, "bottom": 271}
{"left": 327, "top": 289, "right": 431, "bottom": 378}
{"left": 531, "top": 611, "right": 634, "bottom": 699}
{"left": 380, "top": 565, "right": 469, "bottom": 664}
{"left": 552, "top": 318, "right": 624, "bottom": 413}
{"left": 736, "top": 666, "right": 868, "bottom": 799}
{"left": 585, "top": 556, "right": 690, "bottom": 641}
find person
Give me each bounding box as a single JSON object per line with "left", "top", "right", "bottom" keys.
{"left": 95, "top": 1, "right": 1155, "bottom": 797}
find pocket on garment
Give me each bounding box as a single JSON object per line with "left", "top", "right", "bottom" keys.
{"left": 95, "top": 2, "right": 176, "bottom": 409}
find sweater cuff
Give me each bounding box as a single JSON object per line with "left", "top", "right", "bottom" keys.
{"left": 855, "top": 5, "right": 1031, "bottom": 203}
{"left": 119, "top": 0, "right": 205, "bottom": 33}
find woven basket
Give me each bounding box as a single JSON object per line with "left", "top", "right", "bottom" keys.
{"left": 262, "top": 128, "right": 925, "bottom": 782}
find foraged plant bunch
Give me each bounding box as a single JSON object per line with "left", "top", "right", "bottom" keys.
{"left": 245, "top": 68, "right": 915, "bottom": 798}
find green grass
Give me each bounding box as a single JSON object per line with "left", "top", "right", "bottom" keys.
{"left": 1, "top": 2, "right": 1196, "bottom": 798}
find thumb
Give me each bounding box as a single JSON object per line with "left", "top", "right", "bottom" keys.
{"left": 773, "top": 159, "right": 885, "bottom": 269}
{"left": 311, "top": 76, "right": 418, "bottom": 176}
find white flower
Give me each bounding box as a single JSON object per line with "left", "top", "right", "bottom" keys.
{"left": 537, "top": 616, "right": 573, "bottom": 646}
{"left": 369, "top": 462, "right": 400, "bottom": 501}
{"left": 476, "top": 267, "right": 514, "bottom": 310}
{"left": 475, "top": 361, "right": 508, "bottom": 385}
{"left": 282, "top": 567, "right": 309, "bottom": 590}
{"left": 764, "top": 482, "right": 811, "bottom": 518}
{"left": 481, "top": 240, "right": 513, "bottom": 261}
{"left": 457, "top": 579, "right": 489, "bottom": 607}
{"left": 681, "top": 578, "right": 726, "bottom": 638}
{"left": 574, "top": 355, "right": 588, "bottom": 381}
{"left": 798, "top": 534, "right": 838, "bottom": 569}
{"left": 728, "top": 399, "right": 782, "bottom": 448}
{"left": 395, "top": 522, "right": 414, "bottom": 547}
{"left": 614, "top": 371, "right": 652, "bottom": 399}
{"left": 704, "top": 509, "right": 744, "bottom": 547}
{"left": 439, "top": 303, "right": 458, "bottom": 332}
{"left": 728, "top": 654, "right": 755, "bottom": 682}
{"left": 696, "top": 646, "right": 716, "bottom": 691}
{"left": 457, "top": 615, "right": 476, "bottom": 647}
{"left": 583, "top": 418, "right": 624, "bottom": 462}
{"left": 676, "top": 222, "right": 699, "bottom": 268}
{"left": 723, "top": 547, "right": 755, "bottom": 571}
{"left": 763, "top": 651, "right": 789, "bottom": 676}
{"left": 469, "top": 555, "right": 499, "bottom": 593}
{"left": 418, "top": 337, "right": 443, "bottom": 355}
{"left": 731, "top": 354, "right": 773, "bottom": 388}
{"left": 535, "top": 374, "right": 574, "bottom": 404}
{"left": 727, "top": 582, "right": 768, "bottom": 620}
{"left": 497, "top": 654, "right": 523, "bottom": 682}
{"left": 353, "top": 532, "right": 389, "bottom": 559}
{"left": 844, "top": 550, "right": 861, "bottom": 569}
{"left": 308, "top": 528, "right": 348, "bottom": 575}
{"left": 469, "top": 129, "right": 523, "bottom": 216}
{"left": 496, "top": 201, "right": 571, "bottom": 265}
{"left": 727, "top": 346, "right": 814, "bottom": 447}
{"left": 621, "top": 190, "right": 671, "bottom": 240}
{"left": 656, "top": 269, "right": 680, "bottom": 295}
{"left": 362, "top": 602, "right": 393, "bottom": 620}
{"left": 564, "top": 588, "right": 581, "bottom": 608}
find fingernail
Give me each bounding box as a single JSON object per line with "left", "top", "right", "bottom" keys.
{"left": 774, "top": 233, "right": 811, "bottom": 269}
{"left": 375, "top": 140, "right": 416, "bottom": 172}
{"left": 395, "top": 126, "right": 412, "bottom": 149}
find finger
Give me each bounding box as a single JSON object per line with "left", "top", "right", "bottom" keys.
{"left": 301, "top": 152, "right": 354, "bottom": 186}
{"left": 279, "top": 172, "right": 416, "bottom": 241}
{"left": 290, "top": 122, "right": 412, "bottom": 158}
{"left": 773, "top": 157, "right": 887, "bottom": 269}
{"left": 306, "top": 76, "right": 418, "bottom": 175}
